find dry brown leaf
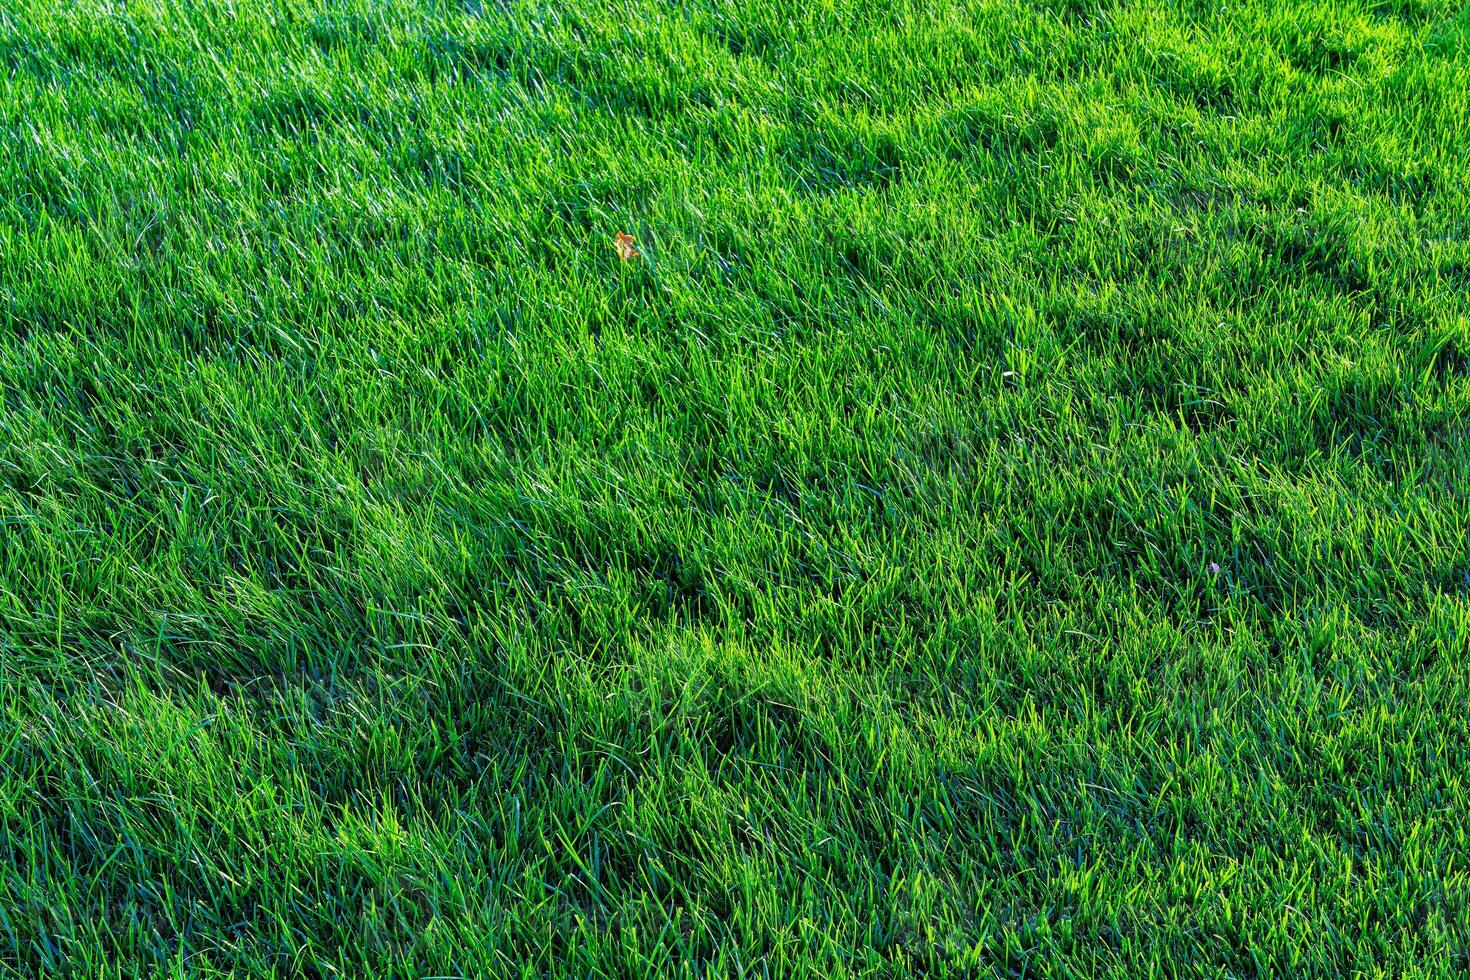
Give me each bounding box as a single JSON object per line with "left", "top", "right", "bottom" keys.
{"left": 614, "top": 231, "right": 639, "bottom": 262}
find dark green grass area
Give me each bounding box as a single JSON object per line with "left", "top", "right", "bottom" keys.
{"left": 2, "top": 0, "right": 1470, "bottom": 973}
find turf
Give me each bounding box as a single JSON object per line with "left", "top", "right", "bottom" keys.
{"left": 2, "top": 0, "right": 1469, "bottom": 974}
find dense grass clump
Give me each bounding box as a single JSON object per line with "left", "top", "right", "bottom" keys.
{"left": 2, "top": 0, "right": 1469, "bottom": 974}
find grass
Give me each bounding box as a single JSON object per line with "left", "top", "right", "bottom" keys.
{"left": 2, "top": 0, "right": 1469, "bottom": 973}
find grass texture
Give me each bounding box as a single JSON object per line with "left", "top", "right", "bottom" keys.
{"left": 2, "top": 0, "right": 1470, "bottom": 974}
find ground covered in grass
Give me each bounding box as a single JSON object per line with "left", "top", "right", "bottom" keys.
{"left": 2, "top": 0, "right": 1469, "bottom": 973}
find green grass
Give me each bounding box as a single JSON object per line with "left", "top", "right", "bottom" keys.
{"left": 2, "top": 0, "right": 1469, "bottom": 973}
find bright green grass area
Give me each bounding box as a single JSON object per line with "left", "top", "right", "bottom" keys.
{"left": 3, "top": 0, "right": 1470, "bottom": 973}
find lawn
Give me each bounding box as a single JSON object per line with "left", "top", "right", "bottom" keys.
{"left": 2, "top": 0, "right": 1469, "bottom": 974}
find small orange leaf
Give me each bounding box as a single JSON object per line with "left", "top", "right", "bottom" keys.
{"left": 614, "top": 231, "right": 639, "bottom": 262}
